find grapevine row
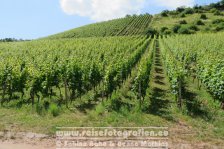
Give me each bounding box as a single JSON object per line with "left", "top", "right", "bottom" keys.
{"left": 161, "top": 33, "right": 224, "bottom": 105}
{"left": 0, "top": 36, "right": 148, "bottom": 105}
{"left": 159, "top": 37, "right": 187, "bottom": 108}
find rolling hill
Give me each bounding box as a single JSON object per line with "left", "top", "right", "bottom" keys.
{"left": 47, "top": 14, "right": 152, "bottom": 39}
{"left": 46, "top": 1, "right": 224, "bottom": 39}
{"left": 0, "top": 1, "right": 224, "bottom": 149}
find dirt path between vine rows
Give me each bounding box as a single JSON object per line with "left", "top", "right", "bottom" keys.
{"left": 147, "top": 40, "right": 224, "bottom": 149}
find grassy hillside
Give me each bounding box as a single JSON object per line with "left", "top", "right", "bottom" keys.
{"left": 143, "top": 3, "right": 224, "bottom": 35}
{"left": 47, "top": 14, "right": 152, "bottom": 39}
{"left": 1, "top": 1, "right": 224, "bottom": 148}
{"left": 1, "top": 33, "right": 224, "bottom": 148}
{"left": 151, "top": 10, "right": 224, "bottom": 35}
{"left": 45, "top": 1, "right": 224, "bottom": 40}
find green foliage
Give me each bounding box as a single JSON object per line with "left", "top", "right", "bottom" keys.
{"left": 179, "top": 13, "right": 186, "bottom": 18}
{"left": 36, "top": 103, "right": 44, "bottom": 115}
{"left": 214, "top": 10, "right": 222, "bottom": 16}
{"left": 204, "top": 27, "right": 211, "bottom": 32}
{"left": 172, "top": 25, "right": 181, "bottom": 33}
{"left": 176, "top": 25, "right": 199, "bottom": 34}
{"left": 178, "top": 26, "right": 191, "bottom": 34}
{"left": 160, "top": 27, "right": 169, "bottom": 33}
{"left": 108, "top": 93, "right": 123, "bottom": 111}
{"left": 133, "top": 39, "right": 154, "bottom": 101}
{"left": 44, "top": 101, "right": 50, "bottom": 110}
{"left": 119, "top": 106, "right": 130, "bottom": 116}
{"left": 164, "top": 30, "right": 172, "bottom": 35}
{"left": 162, "top": 33, "right": 224, "bottom": 102}
{"left": 103, "top": 38, "right": 150, "bottom": 96}
{"left": 159, "top": 37, "right": 188, "bottom": 107}
{"left": 212, "top": 19, "right": 224, "bottom": 24}
{"left": 188, "top": 25, "right": 199, "bottom": 31}
{"left": 176, "top": 7, "right": 185, "bottom": 13}
{"left": 94, "top": 103, "right": 106, "bottom": 116}
{"left": 200, "top": 14, "right": 207, "bottom": 20}
{"left": 168, "top": 10, "right": 178, "bottom": 16}
{"left": 193, "top": 5, "right": 204, "bottom": 13}
{"left": 179, "top": 20, "right": 187, "bottom": 24}
{"left": 47, "top": 14, "right": 152, "bottom": 39}
{"left": 161, "top": 10, "right": 169, "bottom": 17}
{"left": 49, "top": 104, "right": 60, "bottom": 117}
{"left": 196, "top": 20, "right": 205, "bottom": 25}
{"left": 161, "top": 27, "right": 172, "bottom": 35}
{"left": 0, "top": 36, "right": 149, "bottom": 106}
{"left": 1, "top": 0, "right": 224, "bottom": 111}
{"left": 183, "top": 8, "right": 194, "bottom": 14}
{"left": 210, "top": 8, "right": 217, "bottom": 13}
{"left": 146, "top": 28, "right": 158, "bottom": 37}
{"left": 215, "top": 23, "right": 224, "bottom": 31}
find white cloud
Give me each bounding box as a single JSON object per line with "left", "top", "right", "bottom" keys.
{"left": 152, "top": 0, "right": 195, "bottom": 9}
{"left": 60, "top": 0, "right": 196, "bottom": 21}
{"left": 60, "top": 0, "right": 145, "bottom": 21}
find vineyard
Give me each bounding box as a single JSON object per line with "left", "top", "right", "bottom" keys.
{"left": 160, "top": 33, "right": 224, "bottom": 108}
{"left": 47, "top": 14, "right": 152, "bottom": 39}
{"left": 0, "top": 36, "right": 150, "bottom": 105}
{"left": 1, "top": 2, "right": 224, "bottom": 148}
{"left": 1, "top": 32, "right": 224, "bottom": 113}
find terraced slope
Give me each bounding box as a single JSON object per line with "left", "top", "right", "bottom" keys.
{"left": 44, "top": 1, "right": 224, "bottom": 40}
{"left": 47, "top": 14, "right": 152, "bottom": 39}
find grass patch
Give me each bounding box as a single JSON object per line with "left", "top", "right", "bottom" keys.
{"left": 49, "top": 104, "right": 60, "bottom": 117}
